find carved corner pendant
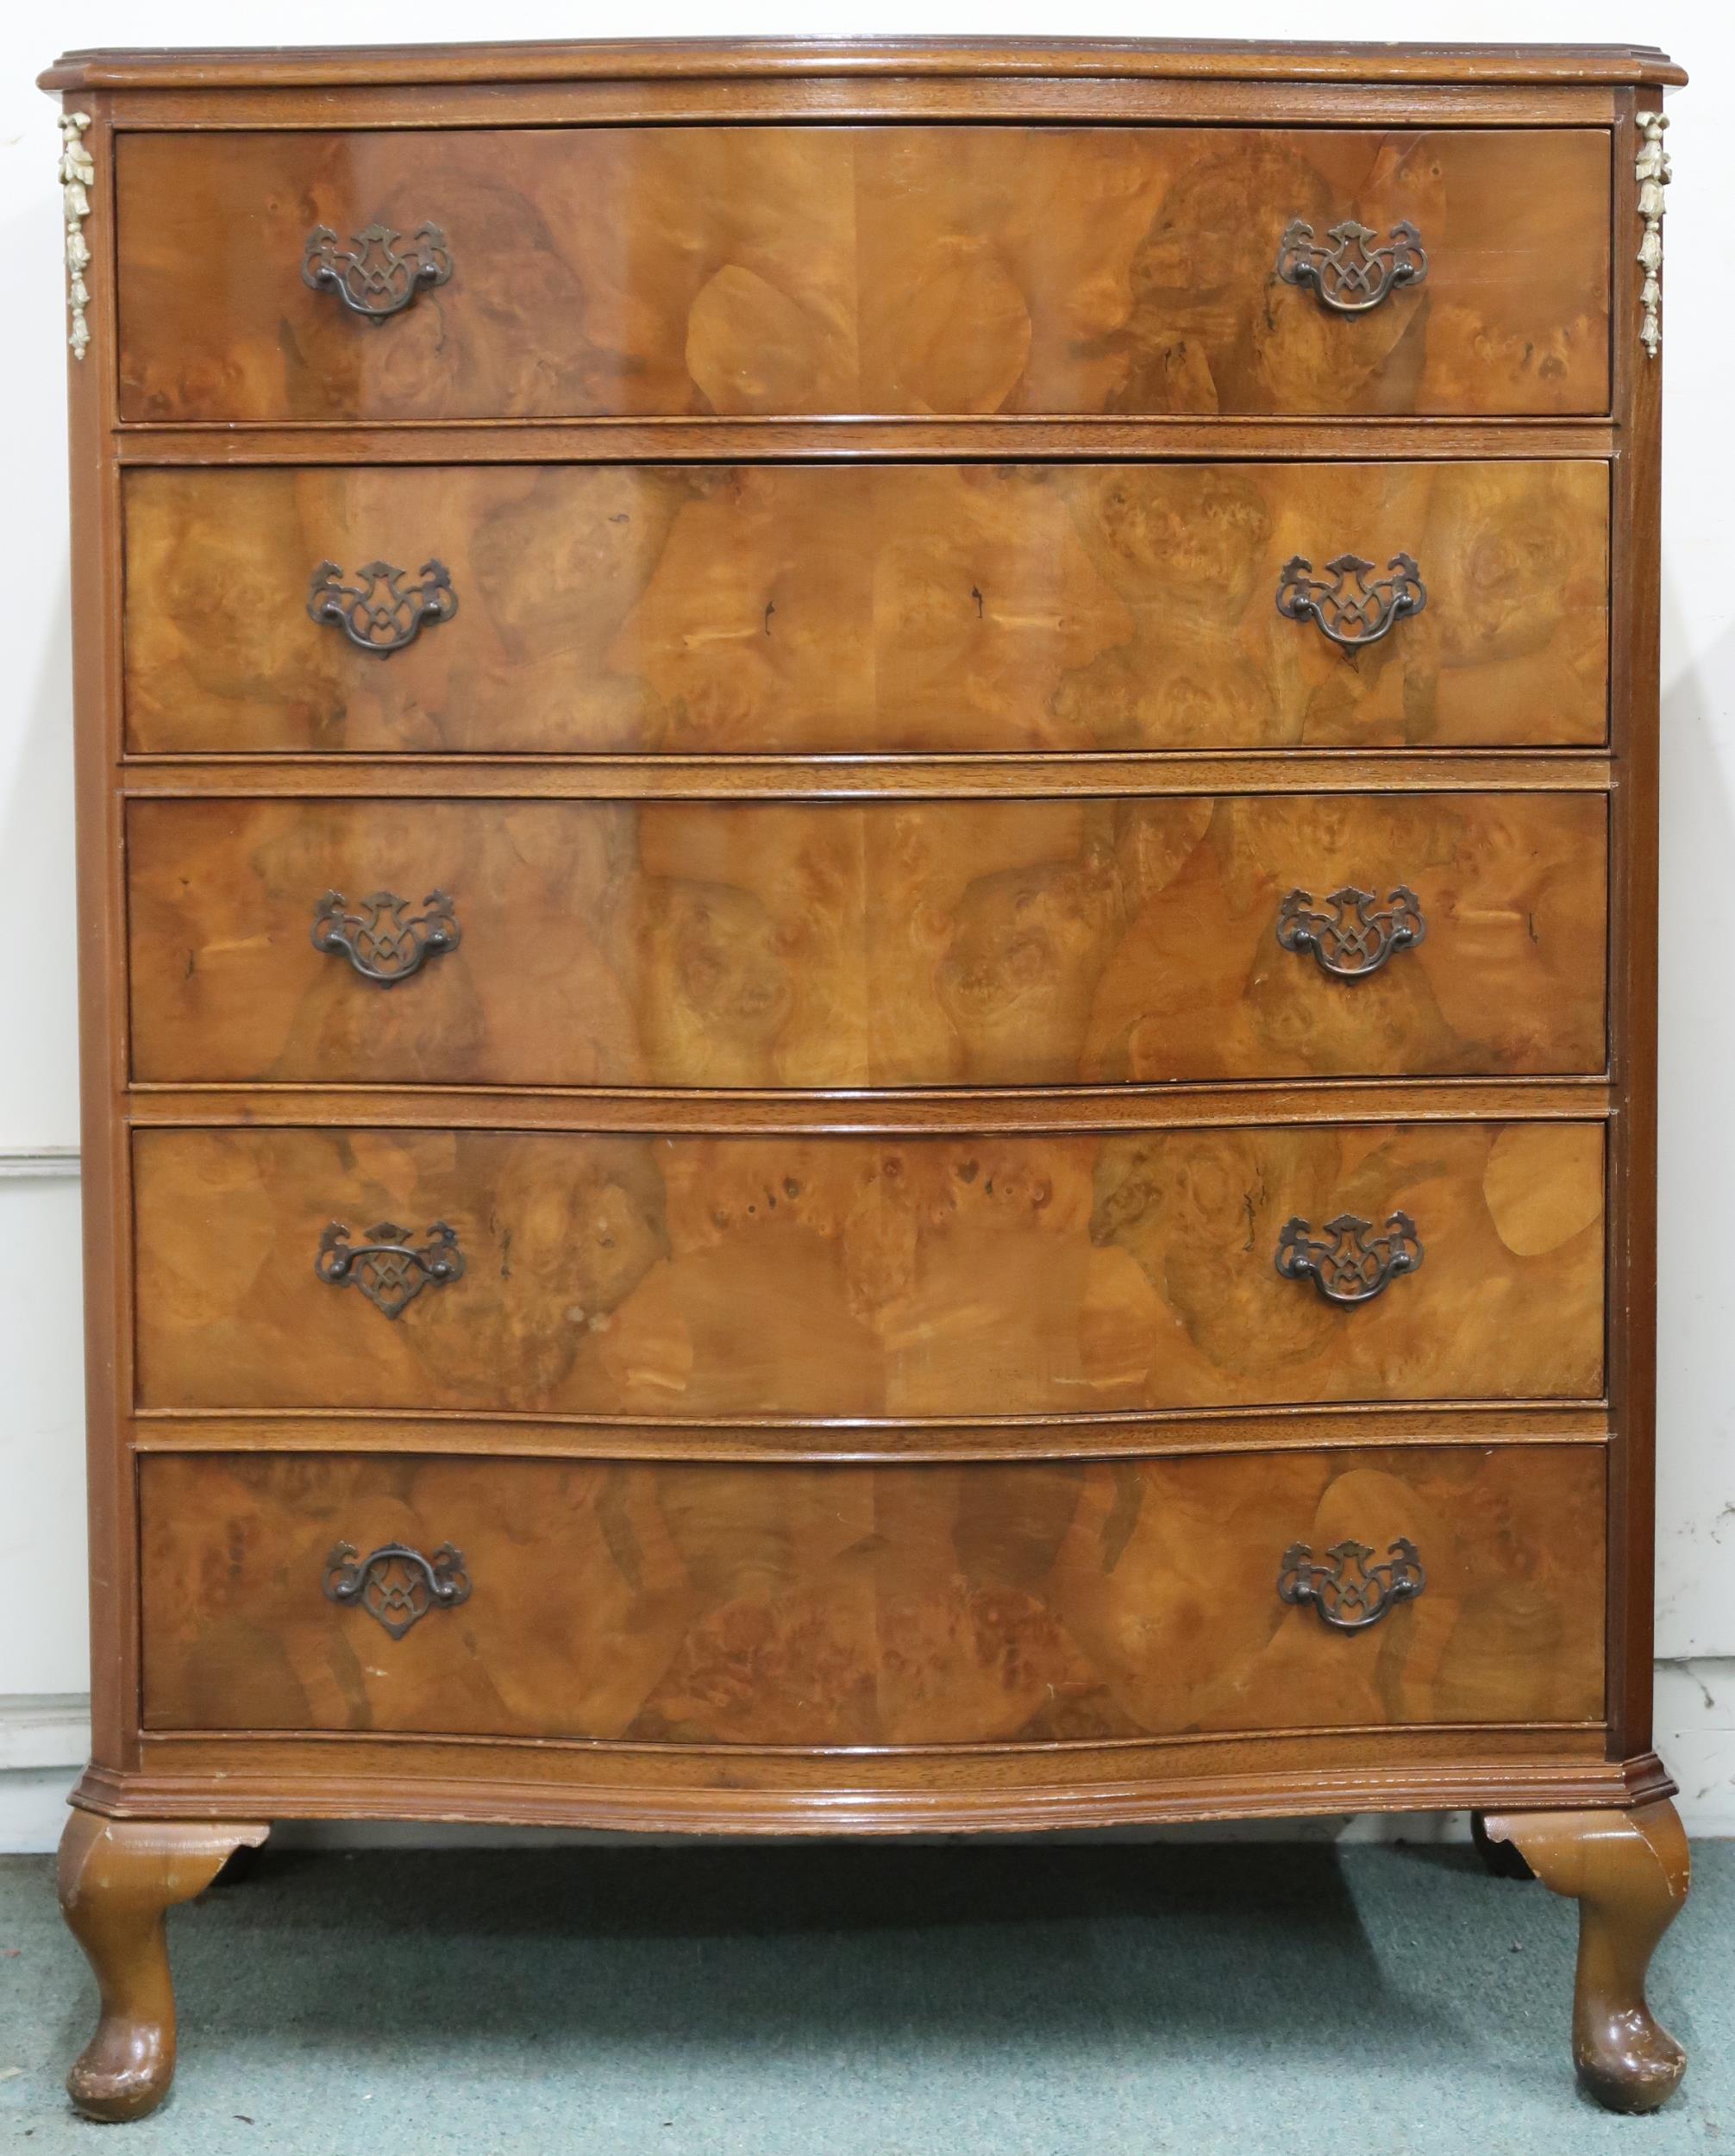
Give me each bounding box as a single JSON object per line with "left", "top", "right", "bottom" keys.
{"left": 1637, "top": 112, "right": 1671, "bottom": 359}
{"left": 59, "top": 111, "right": 94, "bottom": 361}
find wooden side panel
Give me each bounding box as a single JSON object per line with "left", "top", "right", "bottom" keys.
{"left": 115, "top": 128, "right": 1611, "bottom": 423}
{"left": 63, "top": 94, "right": 139, "bottom": 1779}
{"left": 131, "top": 1123, "right": 1606, "bottom": 1417}
{"left": 137, "top": 1446, "right": 1607, "bottom": 1742}
{"left": 127, "top": 793, "right": 1609, "bottom": 1087}
{"left": 1601, "top": 94, "right": 1665, "bottom": 1760}
{"left": 122, "top": 462, "right": 1611, "bottom": 755}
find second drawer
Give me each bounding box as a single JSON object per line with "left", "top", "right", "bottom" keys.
{"left": 128, "top": 793, "right": 1607, "bottom": 1087}
{"left": 122, "top": 461, "right": 1610, "bottom": 755}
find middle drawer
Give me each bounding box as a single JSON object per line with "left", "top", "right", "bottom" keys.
{"left": 128, "top": 793, "right": 1607, "bottom": 1087}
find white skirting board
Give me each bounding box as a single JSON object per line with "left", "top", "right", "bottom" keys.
{"left": 0, "top": 1149, "right": 79, "bottom": 1181}
{"left": 3, "top": 1664, "right": 1732, "bottom": 1853}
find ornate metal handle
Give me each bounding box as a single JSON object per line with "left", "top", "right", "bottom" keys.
{"left": 302, "top": 221, "right": 452, "bottom": 321}
{"left": 316, "top": 1220, "right": 466, "bottom": 1319}
{"left": 323, "top": 1542, "right": 471, "bottom": 1639}
{"left": 1275, "top": 1212, "right": 1422, "bottom": 1306}
{"left": 1276, "top": 886, "right": 1425, "bottom": 980}
{"left": 312, "top": 890, "right": 460, "bottom": 984}
{"left": 1277, "top": 553, "right": 1425, "bottom": 649}
{"left": 1274, "top": 217, "right": 1428, "bottom": 315}
{"left": 308, "top": 559, "right": 457, "bottom": 655}
{"left": 1277, "top": 1538, "right": 1426, "bottom": 1632}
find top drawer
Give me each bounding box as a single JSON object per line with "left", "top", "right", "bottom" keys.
{"left": 115, "top": 126, "right": 1612, "bottom": 424}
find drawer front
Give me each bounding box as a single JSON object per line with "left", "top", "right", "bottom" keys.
{"left": 116, "top": 128, "right": 1610, "bottom": 423}
{"left": 122, "top": 461, "right": 1610, "bottom": 755}
{"left": 128, "top": 794, "right": 1607, "bottom": 1087}
{"left": 133, "top": 1123, "right": 1604, "bottom": 1417}
{"left": 139, "top": 1446, "right": 1606, "bottom": 1743}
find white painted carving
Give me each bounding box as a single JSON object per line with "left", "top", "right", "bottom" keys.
{"left": 1637, "top": 111, "right": 1671, "bottom": 360}
{"left": 59, "top": 110, "right": 94, "bottom": 362}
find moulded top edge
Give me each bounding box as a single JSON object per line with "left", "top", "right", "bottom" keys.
{"left": 39, "top": 35, "right": 1688, "bottom": 96}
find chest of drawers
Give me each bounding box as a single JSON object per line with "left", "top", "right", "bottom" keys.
{"left": 41, "top": 35, "right": 1688, "bottom": 2122}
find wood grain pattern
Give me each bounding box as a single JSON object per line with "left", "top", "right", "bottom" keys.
{"left": 43, "top": 39, "right": 1688, "bottom": 92}
{"left": 131, "top": 1122, "right": 1605, "bottom": 1417}
{"left": 46, "top": 37, "right": 1679, "bottom": 2111}
{"left": 132, "top": 1404, "right": 1613, "bottom": 1463}
{"left": 57, "top": 1813, "right": 270, "bottom": 2124}
{"left": 114, "top": 421, "right": 1623, "bottom": 467}
{"left": 117, "top": 754, "right": 1616, "bottom": 803}
{"left": 61, "top": 95, "right": 139, "bottom": 1783}
{"left": 91, "top": 84, "right": 1637, "bottom": 139}
{"left": 1484, "top": 1802, "right": 1689, "bottom": 2114}
{"left": 138, "top": 1445, "right": 1605, "bottom": 1744}
{"left": 127, "top": 793, "right": 1608, "bottom": 1087}
{"left": 115, "top": 128, "right": 1611, "bottom": 423}
{"left": 82, "top": 1733, "right": 1662, "bottom": 1843}
{"left": 122, "top": 462, "right": 1611, "bottom": 755}
{"left": 125, "top": 1084, "right": 1616, "bottom": 1138}
{"left": 1605, "top": 94, "right": 1665, "bottom": 1764}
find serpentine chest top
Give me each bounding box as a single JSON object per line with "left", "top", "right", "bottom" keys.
{"left": 42, "top": 34, "right": 1689, "bottom": 2122}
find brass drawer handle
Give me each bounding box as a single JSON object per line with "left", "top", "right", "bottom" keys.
{"left": 1276, "top": 885, "right": 1425, "bottom": 980}
{"left": 1277, "top": 1537, "right": 1426, "bottom": 1632}
{"left": 302, "top": 220, "right": 452, "bottom": 321}
{"left": 1275, "top": 1211, "right": 1422, "bottom": 1305}
{"left": 316, "top": 1220, "right": 466, "bottom": 1319}
{"left": 311, "top": 889, "right": 460, "bottom": 984}
{"left": 1274, "top": 217, "right": 1427, "bottom": 315}
{"left": 308, "top": 557, "right": 457, "bottom": 655}
{"left": 1276, "top": 551, "right": 1426, "bottom": 649}
{"left": 323, "top": 1542, "right": 471, "bottom": 1639}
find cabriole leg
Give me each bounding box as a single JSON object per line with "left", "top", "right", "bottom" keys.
{"left": 1481, "top": 1800, "right": 1688, "bottom": 2114}
{"left": 57, "top": 1808, "right": 270, "bottom": 2122}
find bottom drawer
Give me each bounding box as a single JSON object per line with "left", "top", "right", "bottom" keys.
{"left": 140, "top": 1448, "right": 1604, "bottom": 1746}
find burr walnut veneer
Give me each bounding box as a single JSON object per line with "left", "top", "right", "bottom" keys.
{"left": 43, "top": 34, "right": 1687, "bottom": 2123}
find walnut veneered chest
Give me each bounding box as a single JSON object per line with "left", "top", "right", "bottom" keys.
{"left": 41, "top": 35, "right": 1688, "bottom": 2122}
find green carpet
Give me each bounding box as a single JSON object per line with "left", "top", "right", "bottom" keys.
{"left": 1, "top": 1838, "right": 1728, "bottom": 2152}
